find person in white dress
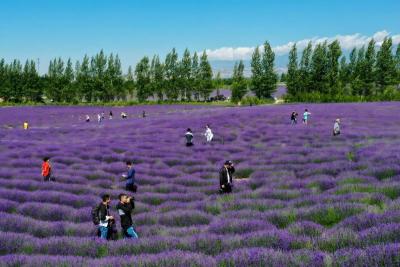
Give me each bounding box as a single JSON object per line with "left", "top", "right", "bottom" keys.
{"left": 204, "top": 124, "right": 214, "bottom": 142}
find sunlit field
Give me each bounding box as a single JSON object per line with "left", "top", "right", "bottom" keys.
{"left": 1, "top": 102, "right": 400, "bottom": 266}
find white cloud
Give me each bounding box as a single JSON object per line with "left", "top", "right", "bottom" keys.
{"left": 205, "top": 30, "right": 400, "bottom": 61}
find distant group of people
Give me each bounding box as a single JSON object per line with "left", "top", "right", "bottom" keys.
{"left": 185, "top": 125, "right": 214, "bottom": 146}
{"left": 84, "top": 110, "right": 146, "bottom": 123}
{"left": 291, "top": 108, "right": 341, "bottom": 136}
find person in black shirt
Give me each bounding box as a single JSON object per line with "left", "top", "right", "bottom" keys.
{"left": 219, "top": 161, "right": 234, "bottom": 194}
{"left": 97, "top": 194, "right": 113, "bottom": 239}
{"left": 116, "top": 193, "right": 138, "bottom": 239}
{"left": 185, "top": 128, "right": 194, "bottom": 147}
{"left": 291, "top": 111, "right": 298, "bottom": 125}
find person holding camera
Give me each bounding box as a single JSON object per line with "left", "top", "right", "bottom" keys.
{"left": 122, "top": 161, "right": 137, "bottom": 192}
{"left": 219, "top": 160, "right": 235, "bottom": 194}
{"left": 116, "top": 193, "right": 139, "bottom": 239}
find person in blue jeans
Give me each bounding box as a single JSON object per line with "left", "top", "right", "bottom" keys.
{"left": 98, "top": 194, "right": 113, "bottom": 239}
{"left": 303, "top": 109, "right": 311, "bottom": 125}
{"left": 122, "top": 161, "right": 137, "bottom": 192}
{"left": 116, "top": 193, "right": 139, "bottom": 239}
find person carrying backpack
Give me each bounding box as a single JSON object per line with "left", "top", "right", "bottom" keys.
{"left": 116, "top": 193, "right": 139, "bottom": 239}
{"left": 92, "top": 194, "right": 114, "bottom": 240}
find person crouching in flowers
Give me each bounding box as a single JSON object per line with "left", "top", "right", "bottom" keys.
{"left": 116, "top": 193, "right": 139, "bottom": 239}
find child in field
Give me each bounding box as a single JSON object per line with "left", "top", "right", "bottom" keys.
{"left": 303, "top": 109, "right": 311, "bottom": 125}
{"left": 23, "top": 121, "right": 29, "bottom": 130}
{"left": 109, "top": 111, "right": 113, "bottom": 119}
{"left": 204, "top": 125, "right": 214, "bottom": 143}
{"left": 116, "top": 193, "right": 139, "bottom": 239}
{"left": 185, "top": 128, "right": 194, "bottom": 147}
{"left": 42, "top": 157, "right": 54, "bottom": 181}
{"left": 142, "top": 110, "right": 146, "bottom": 118}
{"left": 97, "top": 114, "right": 102, "bottom": 123}
{"left": 333, "top": 118, "right": 341, "bottom": 136}
{"left": 290, "top": 111, "right": 298, "bottom": 125}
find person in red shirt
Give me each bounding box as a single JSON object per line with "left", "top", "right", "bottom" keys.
{"left": 42, "top": 157, "right": 54, "bottom": 181}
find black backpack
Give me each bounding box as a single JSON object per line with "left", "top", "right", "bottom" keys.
{"left": 91, "top": 204, "right": 101, "bottom": 225}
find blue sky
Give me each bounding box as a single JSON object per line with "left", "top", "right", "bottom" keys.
{"left": 1, "top": 0, "right": 399, "bottom": 74}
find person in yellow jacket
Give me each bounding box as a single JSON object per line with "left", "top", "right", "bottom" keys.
{"left": 23, "top": 121, "right": 29, "bottom": 130}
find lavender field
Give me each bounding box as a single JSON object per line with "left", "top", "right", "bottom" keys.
{"left": 1, "top": 103, "right": 400, "bottom": 267}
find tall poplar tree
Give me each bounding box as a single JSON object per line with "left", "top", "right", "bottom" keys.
{"left": 231, "top": 60, "right": 247, "bottom": 102}
{"left": 286, "top": 43, "right": 299, "bottom": 97}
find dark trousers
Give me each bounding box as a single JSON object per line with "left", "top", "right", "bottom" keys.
{"left": 186, "top": 142, "right": 194, "bottom": 147}
{"left": 43, "top": 174, "right": 55, "bottom": 182}
{"left": 219, "top": 183, "right": 232, "bottom": 194}
{"left": 126, "top": 183, "right": 137, "bottom": 192}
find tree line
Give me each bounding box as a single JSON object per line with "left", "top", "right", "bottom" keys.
{"left": 284, "top": 37, "right": 400, "bottom": 102}
{"left": 1, "top": 38, "right": 399, "bottom": 104}
{"left": 0, "top": 49, "right": 215, "bottom": 103}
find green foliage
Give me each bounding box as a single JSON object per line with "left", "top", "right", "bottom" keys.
{"left": 286, "top": 37, "right": 400, "bottom": 103}
{"left": 199, "top": 51, "right": 214, "bottom": 100}
{"left": 234, "top": 168, "right": 254, "bottom": 178}
{"left": 205, "top": 203, "right": 221, "bottom": 215}
{"left": 240, "top": 96, "right": 274, "bottom": 106}
{"left": 231, "top": 60, "right": 247, "bottom": 102}
{"left": 2, "top": 38, "right": 399, "bottom": 104}
{"left": 135, "top": 56, "right": 151, "bottom": 102}
{"left": 250, "top": 41, "right": 278, "bottom": 99}
{"left": 374, "top": 169, "right": 397, "bottom": 180}
{"left": 286, "top": 43, "right": 299, "bottom": 96}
